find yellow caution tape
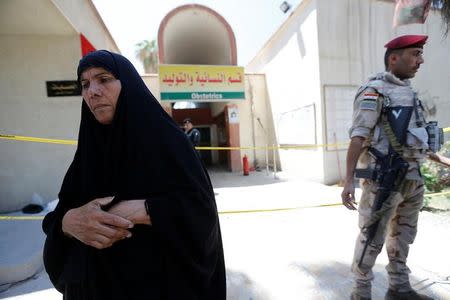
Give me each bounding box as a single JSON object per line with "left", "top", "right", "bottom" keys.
{"left": 0, "top": 134, "right": 347, "bottom": 150}
{"left": 196, "top": 146, "right": 256, "bottom": 150}
{"left": 0, "top": 203, "right": 343, "bottom": 220}
{"left": 2, "top": 127, "right": 450, "bottom": 149}
{"left": 278, "top": 143, "right": 350, "bottom": 150}
{"left": 2, "top": 189, "right": 450, "bottom": 221}
{"left": 424, "top": 189, "right": 450, "bottom": 197}
{"left": 3, "top": 128, "right": 450, "bottom": 150}
{"left": 1, "top": 127, "right": 450, "bottom": 221}
{"left": 0, "top": 215, "right": 45, "bottom": 220}
{"left": 196, "top": 144, "right": 349, "bottom": 150}
{"left": 218, "top": 202, "right": 343, "bottom": 215}
{"left": 0, "top": 134, "right": 77, "bottom": 145}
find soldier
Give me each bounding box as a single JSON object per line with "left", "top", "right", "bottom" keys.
{"left": 183, "top": 118, "right": 201, "bottom": 148}
{"left": 341, "top": 35, "right": 450, "bottom": 300}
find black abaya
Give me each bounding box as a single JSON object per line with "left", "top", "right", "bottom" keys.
{"left": 42, "top": 50, "right": 226, "bottom": 300}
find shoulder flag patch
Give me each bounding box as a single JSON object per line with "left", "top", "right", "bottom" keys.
{"left": 360, "top": 100, "right": 377, "bottom": 110}
{"left": 359, "top": 92, "right": 378, "bottom": 110}
{"left": 363, "top": 93, "right": 379, "bottom": 101}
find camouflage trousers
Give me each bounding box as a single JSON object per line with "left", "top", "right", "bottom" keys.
{"left": 351, "top": 178, "right": 425, "bottom": 298}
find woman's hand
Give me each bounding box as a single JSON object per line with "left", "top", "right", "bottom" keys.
{"left": 108, "top": 200, "right": 151, "bottom": 226}
{"left": 62, "top": 197, "right": 134, "bottom": 249}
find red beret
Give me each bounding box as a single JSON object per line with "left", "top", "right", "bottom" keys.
{"left": 384, "top": 35, "right": 428, "bottom": 49}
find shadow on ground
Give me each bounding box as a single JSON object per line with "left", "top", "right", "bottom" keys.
{"left": 421, "top": 206, "right": 450, "bottom": 216}
{"left": 1, "top": 269, "right": 271, "bottom": 300}
{"left": 0, "top": 269, "right": 54, "bottom": 299}
{"left": 226, "top": 269, "right": 271, "bottom": 300}
{"left": 287, "top": 261, "right": 439, "bottom": 300}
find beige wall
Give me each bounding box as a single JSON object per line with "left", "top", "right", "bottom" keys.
{"left": 0, "top": 1, "right": 121, "bottom": 212}
{"left": 237, "top": 74, "right": 278, "bottom": 169}
{"left": 317, "top": 0, "right": 450, "bottom": 183}
{"left": 247, "top": 0, "right": 326, "bottom": 181}
{"left": 0, "top": 35, "right": 81, "bottom": 212}
{"left": 141, "top": 74, "right": 160, "bottom": 97}
{"left": 247, "top": 0, "right": 450, "bottom": 184}
{"left": 52, "top": 0, "right": 120, "bottom": 52}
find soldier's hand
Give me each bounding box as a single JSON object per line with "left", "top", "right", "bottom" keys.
{"left": 341, "top": 181, "right": 357, "bottom": 210}
{"left": 62, "top": 197, "right": 134, "bottom": 249}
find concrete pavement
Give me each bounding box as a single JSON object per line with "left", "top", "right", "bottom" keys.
{"left": 1, "top": 169, "right": 449, "bottom": 299}
{"left": 0, "top": 213, "right": 47, "bottom": 292}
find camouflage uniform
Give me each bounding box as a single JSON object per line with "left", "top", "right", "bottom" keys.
{"left": 349, "top": 72, "right": 429, "bottom": 298}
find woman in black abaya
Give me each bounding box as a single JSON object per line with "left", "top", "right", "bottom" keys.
{"left": 42, "top": 50, "right": 226, "bottom": 300}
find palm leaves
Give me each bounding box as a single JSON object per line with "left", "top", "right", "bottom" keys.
{"left": 439, "top": 0, "right": 450, "bottom": 36}
{"left": 432, "top": 0, "right": 450, "bottom": 36}
{"left": 135, "top": 39, "right": 158, "bottom": 74}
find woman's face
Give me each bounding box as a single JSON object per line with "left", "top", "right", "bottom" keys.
{"left": 80, "top": 67, "right": 122, "bottom": 125}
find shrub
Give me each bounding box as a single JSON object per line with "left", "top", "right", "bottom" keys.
{"left": 420, "top": 142, "right": 450, "bottom": 193}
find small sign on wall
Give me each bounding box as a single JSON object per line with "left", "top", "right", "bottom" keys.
{"left": 228, "top": 107, "right": 239, "bottom": 124}
{"left": 46, "top": 81, "right": 81, "bottom": 97}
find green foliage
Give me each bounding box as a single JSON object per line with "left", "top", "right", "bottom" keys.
{"left": 423, "top": 194, "right": 431, "bottom": 207}
{"left": 135, "top": 39, "right": 158, "bottom": 74}
{"left": 443, "top": 0, "right": 450, "bottom": 36}
{"left": 421, "top": 164, "right": 443, "bottom": 192}
{"left": 432, "top": 0, "right": 450, "bottom": 36}
{"left": 421, "top": 141, "right": 450, "bottom": 192}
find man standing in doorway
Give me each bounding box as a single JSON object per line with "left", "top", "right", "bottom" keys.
{"left": 342, "top": 35, "right": 449, "bottom": 300}
{"left": 183, "top": 118, "right": 201, "bottom": 149}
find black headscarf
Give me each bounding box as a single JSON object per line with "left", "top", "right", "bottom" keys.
{"left": 43, "top": 50, "right": 226, "bottom": 300}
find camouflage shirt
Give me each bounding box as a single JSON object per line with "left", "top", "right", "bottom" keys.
{"left": 349, "top": 72, "right": 429, "bottom": 180}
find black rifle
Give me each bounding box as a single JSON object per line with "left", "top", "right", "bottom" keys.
{"left": 355, "top": 147, "right": 409, "bottom": 267}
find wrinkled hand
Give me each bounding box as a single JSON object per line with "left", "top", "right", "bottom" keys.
{"left": 108, "top": 200, "right": 151, "bottom": 226}
{"left": 62, "top": 197, "right": 134, "bottom": 249}
{"left": 341, "top": 181, "right": 357, "bottom": 210}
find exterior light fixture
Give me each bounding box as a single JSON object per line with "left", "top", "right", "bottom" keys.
{"left": 280, "top": 1, "right": 291, "bottom": 14}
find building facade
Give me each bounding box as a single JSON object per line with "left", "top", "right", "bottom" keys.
{"left": 0, "top": 0, "right": 119, "bottom": 212}
{"left": 3, "top": 0, "right": 449, "bottom": 211}
{"left": 247, "top": 0, "right": 450, "bottom": 184}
